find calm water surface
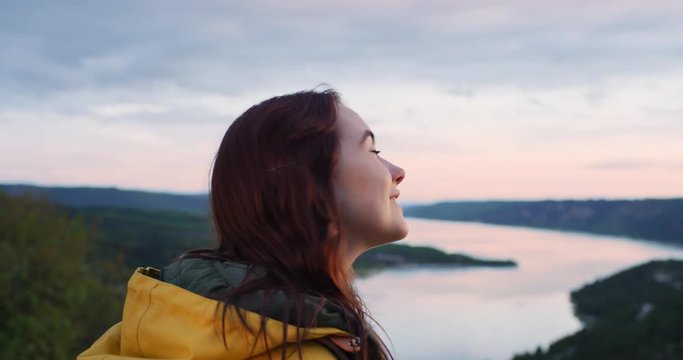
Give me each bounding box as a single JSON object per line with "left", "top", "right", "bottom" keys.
{"left": 356, "top": 218, "right": 683, "bottom": 360}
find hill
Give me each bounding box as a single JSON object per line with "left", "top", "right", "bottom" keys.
{"left": 356, "top": 243, "right": 515, "bottom": 276}
{"left": 0, "top": 184, "right": 209, "bottom": 214}
{"left": 0, "top": 193, "right": 126, "bottom": 359}
{"left": 71, "top": 207, "right": 215, "bottom": 269}
{"left": 6, "top": 185, "right": 683, "bottom": 247}
{"left": 405, "top": 199, "right": 683, "bottom": 245}
{"left": 513, "top": 259, "right": 683, "bottom": 360}
{"left": 0, "top": 193, "right": 514, "bottom": 358}
{"left": 0, "top": 185, "right": 516, "bottom": 272}
{"left": 70, "top": 206, "right": 515, "bottom": 273}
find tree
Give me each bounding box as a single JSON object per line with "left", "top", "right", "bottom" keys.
{"left": 0, "top": 192, "right": 124, "bottom": 359}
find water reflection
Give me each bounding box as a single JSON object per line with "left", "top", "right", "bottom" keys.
{"left": 356, "top": 219, "right": 683, "bottom": 360}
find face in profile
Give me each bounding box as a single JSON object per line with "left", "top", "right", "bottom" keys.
{"left": 332, "top": 103, "right": 408, "bottom": 253}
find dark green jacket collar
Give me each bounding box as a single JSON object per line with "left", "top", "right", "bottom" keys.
{"left": 160, "top": 257, "right": 351, "bottom": 332}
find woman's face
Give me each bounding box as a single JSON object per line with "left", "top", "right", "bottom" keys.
{"left": 332, "top": 103, "right": 408, "bottom": 252}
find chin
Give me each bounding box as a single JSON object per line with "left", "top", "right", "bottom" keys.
{"left": 395, "top": 221, "right": 410, "bottom": 240}
{"left": 386, "top": 220, "right": 409, "bottom": 243}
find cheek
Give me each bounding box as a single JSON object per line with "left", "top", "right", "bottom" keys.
{"left": 332, "top": 140, "right": 394, "bottom": 202}
{"left": 335, "top": 161, "right": 385, "bottom": 200}
{"left": 334, "top": 167, "right": 389, "bottom": 221}
{"left": 334, "top": 173, "right": 374, "bottom": 211}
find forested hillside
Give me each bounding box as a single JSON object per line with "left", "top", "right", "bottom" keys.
{"left": 0, "top": 193, "right": 127, "bottom": 359}
{"left": 0, "top": 184, "right": 208, "bottom": 214}
{"left": 6, "top": 185, "right": 683, "bottom": 246}
{"left": 405, "top": 199, "right": 683, "bottom": 245}
{"left": 513, "top": 260, "right": 683, "bottom": 359}
{"left": 73, "top": 207, "right": 514, "bottom": 273}
{"left": 4, "top": 185, "right": 682, "bottom": 359}
{"left": 1, "top": 192, "right": 513, "bottom": 358}
{"left": 72, "top": 207, "right": 215, "bottom": 269}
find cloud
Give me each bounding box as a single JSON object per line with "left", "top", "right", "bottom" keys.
{"left": 586, "top": 160, "right": 656, "bottom": 170}
{"left": 586, "top": 160, "right": 683, "bottom": 170}
{"left": 3, "top": 0, "right": 683, "bottom": 198}
{"left": 3, "top": 0, "right": 683, "bottom": 105}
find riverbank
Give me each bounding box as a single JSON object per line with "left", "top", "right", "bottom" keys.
{"left": 513, "top": 259, "right": 683, "bottom": 359}
{"left": 354, "top": 243, "right": 516, "bottom": 276}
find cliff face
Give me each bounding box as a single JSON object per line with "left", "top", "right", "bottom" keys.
{"left": 513, "top": 259, "right": 683, "bottom": 360}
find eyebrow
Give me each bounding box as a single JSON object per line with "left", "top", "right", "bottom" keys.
{"left": 360, "top": 130, "right": 375, "bottom": 145}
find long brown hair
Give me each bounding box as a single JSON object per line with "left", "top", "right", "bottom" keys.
{"left": 187, "top": 89, "right": 391, "bottom": 359}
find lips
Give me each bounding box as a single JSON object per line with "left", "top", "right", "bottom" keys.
{"left": 389, "top": 191, "right": 400, "bottom": 200}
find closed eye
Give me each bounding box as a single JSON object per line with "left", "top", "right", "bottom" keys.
{"left": 370, "top": 150, "right": 381, "bottom": 155}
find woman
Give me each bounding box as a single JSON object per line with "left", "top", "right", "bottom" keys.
{"left": 79, "top": 89, "right": 407, "bottom": 359}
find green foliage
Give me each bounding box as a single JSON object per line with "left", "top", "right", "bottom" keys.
{"left": 406, "top": 199, "right": 683, "bottom": 245}
{"left": 6, "top": 184, "right": 682, "bottom": 245}
{"left": 0, "top": 184, "right": 209, "bottom": 214}
{"left": 354, "top": 243, "right": 516, "bottom": 274}
{"left": 70, "top": 207, "right": 506, "bottom": 276}
{"left": 73, "top": 207, "right": 215, "bottom": 269}
{"left": 10, "top": 185, "right": 683, "bottom": 360}
{"left": 0, "top": 193, "right": 126, "bottom": 360}
{"left": 513, "top": 260, "right": 683, "bottom": 360}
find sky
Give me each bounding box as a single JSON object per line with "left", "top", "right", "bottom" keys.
{"left": 2, "top": 0, "right": 682, "bottom": 202}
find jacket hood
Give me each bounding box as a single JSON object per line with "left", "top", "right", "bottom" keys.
{"left": 162, "top": 257, "right": 353, "bottom": 331}
{"left": 78, "top": 258, "right": 353, "bottom": 360}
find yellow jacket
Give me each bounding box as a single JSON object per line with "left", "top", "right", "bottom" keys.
{"left": 78, "top": 259, "right": 356, "bottom": 359}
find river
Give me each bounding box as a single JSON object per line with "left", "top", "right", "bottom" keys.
{"left": 355, "top": 218, "right": 683, "bottom": 360}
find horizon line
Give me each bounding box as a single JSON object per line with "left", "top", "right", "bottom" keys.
{"left": 2, "top": 181, "right": 682, "bottom": 203}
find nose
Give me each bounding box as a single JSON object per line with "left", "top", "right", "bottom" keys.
{"left": 383, "top": 158, "right": 405, "bottom": 185}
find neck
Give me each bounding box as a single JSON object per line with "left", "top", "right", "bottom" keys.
{"left": 339, "top": 232, "right": 368, "bottom": 271}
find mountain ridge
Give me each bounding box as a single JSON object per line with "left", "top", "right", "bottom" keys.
{"left": 3, "top": 183, "right": 682, "bottom": 246}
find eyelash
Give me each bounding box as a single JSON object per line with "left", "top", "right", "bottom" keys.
{"left": 371, "top": 150, "right": 381, "bottom": 155}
